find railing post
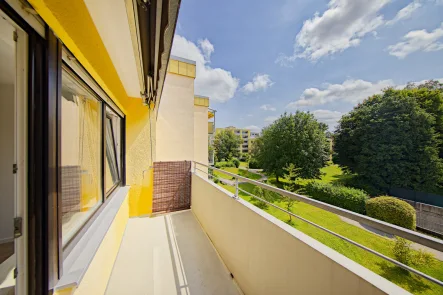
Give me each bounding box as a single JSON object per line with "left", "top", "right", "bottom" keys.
{"left": 235, "top": 177, "right": 239, "bottom": 199}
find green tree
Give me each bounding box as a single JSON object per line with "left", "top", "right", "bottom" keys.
{"left": 334, "top": 84, "right": 443, "bottom": 193}
{"left": 255, "top": 112, "right": 329, "bottom": 182}
{"left": 213, "top": 129, "right": 241, "bottom": 162}
{"left": 283, "top": 163, "right": 299, "bottom": 224}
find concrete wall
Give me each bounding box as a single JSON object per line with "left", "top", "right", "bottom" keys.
{"left": 193, "top": 104, "right": 208, "bottom": 166}
{"left": 0, "top": 84, "right": 14, "bottom": 243}
{"left": 191, "top": 174, "right": 411, "bottom": 295}
{"left": 156, "top": 73, "right": 195, "bottom": 161}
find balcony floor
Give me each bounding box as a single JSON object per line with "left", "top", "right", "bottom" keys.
{"left": 105, "top": 210, "right": 241, "bottom": 295}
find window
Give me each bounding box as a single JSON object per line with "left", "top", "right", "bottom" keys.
{"left": 105, "top": 107, "right": 121, "bottom": 194}
{"left": 60, "top": 65, "right": 123, "bottom": 246}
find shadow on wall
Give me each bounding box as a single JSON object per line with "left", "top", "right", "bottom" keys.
{"left": 165, "top": 211, "right": 239, "bottom": 295}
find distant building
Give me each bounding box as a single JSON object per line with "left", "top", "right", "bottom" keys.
{"left": 216, "top": 126, "right": 260, "bottom": 154}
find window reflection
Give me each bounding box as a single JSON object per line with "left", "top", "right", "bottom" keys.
{"left": 61, "top": 68, "right": 102, "bottom": 246}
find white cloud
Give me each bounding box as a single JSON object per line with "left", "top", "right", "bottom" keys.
{"left": 244, "top": 125, "right": 261, "bottom": 132}
{"left": 387, "top": 23, "right": 443, "bottom": 59}
{"left": 264, "top": 116, "right": 278, "bottom": 123}
{"left": 242, "top": 74, "right": 274, "bottom": 94}
{"left": 198, "top": 38, "right": 214, "bottom": 60}
{"left": 260, "top": 104, "right": 276, "bottom": 111}
{"left": 312, "top": 109, "right": 343, "bottom": 130}
{"left": 287, "top": 79, "right": 394, "bottom": 108}
{"left": 386, "top": 1, "right": 421, "bottom": 26}
{"left": 171, "top": 35, "right": 240, "bottom": 102}
{"left": 278, "top": 0, "right": 390, "bottom": 63}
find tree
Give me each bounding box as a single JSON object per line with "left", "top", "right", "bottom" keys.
{"left": 251, "top": 185, "right": 280, "bottom": 210}
{"left": 334, "top": 85, "right": 443, "bottom": 193}
{"left": 255, "top": 112, "right": 329, "bottom": 181}
{"left": 283, "top": 163, "right": 299, "bottom": 224}
{"left": 213, "top": 129, "right": 241, "bottom": 162}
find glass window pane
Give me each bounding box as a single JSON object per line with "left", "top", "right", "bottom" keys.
{"left": 61, "top": 68, "right": 102, "bottom": 246}
{"left": 105, "top": 107, "right": 121, "bottom": 193}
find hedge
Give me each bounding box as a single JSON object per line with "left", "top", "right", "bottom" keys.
{"left": 366, "top": 196, "right": 416, "bottom": 230}
{"left": 305, "top": 182, "right": 369, "bottom": 214}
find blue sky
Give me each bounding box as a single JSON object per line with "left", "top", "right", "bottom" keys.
{"left": 171, "top": 0, "right": 443, "bottom": 132}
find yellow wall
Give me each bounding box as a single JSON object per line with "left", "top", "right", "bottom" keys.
{"left": 191, "top": 174, "right": 406, "bottom": 295}
{"left": 28, "top": 0, "right": 155, "bottom": 218}
{"left": 27, "top": 0, "right": 158, "bottom": 292}
{"left": 54, "top": 192, "right": 130, "bottom": 295}
{"left": 156, "top": 73, "right": 195, "bottom": 161}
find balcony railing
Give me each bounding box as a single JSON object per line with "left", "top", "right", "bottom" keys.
{"left": 194, "top": 161, "right": 443, "bottom": 292}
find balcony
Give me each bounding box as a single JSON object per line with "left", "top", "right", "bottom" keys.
{"left": 101, "top": 162, "right": 443, "bottom": 295}
{"left": 208, "top": 122, "right": 215, "bottom": 134}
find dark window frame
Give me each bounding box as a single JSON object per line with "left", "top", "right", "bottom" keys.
{"left": 104, "top": 110, "right": 122, "bottom": 197}
{"left": 59, "top": 56, "right": 125, "bottom": 255}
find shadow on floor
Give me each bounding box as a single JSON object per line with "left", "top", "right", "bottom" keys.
{"left": 166, "top": 211, "right": 239, "bottom": 295}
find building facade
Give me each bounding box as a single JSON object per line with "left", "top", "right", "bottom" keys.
{"left": 216, "top": 126, "right": 260, "bottom": 154}
{"left": 0, "top": 1, "right": 433, "bottom": 295}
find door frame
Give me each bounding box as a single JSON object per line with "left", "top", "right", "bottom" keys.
{"left": 0, "top": 2, "right": 62, "bottom": 294}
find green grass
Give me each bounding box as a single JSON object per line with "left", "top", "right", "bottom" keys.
{"left": 239, "top": 161, "right": 248, "bottom": 168}
{"left": 214, "top": 165, "right": 443, "bottom": 295}
{"left": 213, "top": 167, "right": 262, "bottom": 180}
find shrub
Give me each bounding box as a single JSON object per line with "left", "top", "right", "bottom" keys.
{"left": 232, "top": 158, "right": 240, "bottom": 168}
{"left": 225, "top": 161, "right": 235, "bottom": 168}
{"left": 305, "top": 182, "right": 369, "bottom": 214}
{"left": 213, "top": 177, "right": 220, "bottom": 184}
{"left": 215, "top": 161, "right": 235, "bottom": 168}
{"left": 392, "top": 237, "right": 436, "bottom": 267}
{"left": 366, "top": 197, "right": 416, "bottom": 230}
{"left": 393, "top": 237, "right": 413, "bottom": 265}
{"left": 249, "top": 158, "right": 260, "bottom": 169}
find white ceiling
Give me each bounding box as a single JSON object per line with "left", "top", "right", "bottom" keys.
{"left": 0, "top": 16, "right": 15, "bottom": 85}
{"left": 83, "top": 0, "right": 141, "bottom": 98}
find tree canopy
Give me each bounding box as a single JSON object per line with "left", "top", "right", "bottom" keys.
{"left": 334, "top": 82, "right": 443, "bottom": 193}
{"left": 253, "top": 112, "right": 329, "bottom": 180}
{"left": 213, "top": 129, "right": 241, "bottom": 161}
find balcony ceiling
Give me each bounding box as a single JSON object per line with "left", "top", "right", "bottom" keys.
{"left": 84, "top": 0, "right": 141, "bottom": 98}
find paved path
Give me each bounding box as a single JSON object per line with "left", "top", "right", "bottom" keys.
{"left": 339, "top": 216, "right": 443, "bottom": 261}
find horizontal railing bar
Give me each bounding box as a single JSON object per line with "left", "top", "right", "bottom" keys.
{"left": 195, "top": 161, "right": 443, "bottom": 252}
{"left": 236, "top": 186, "right": 443, "bottom": 287}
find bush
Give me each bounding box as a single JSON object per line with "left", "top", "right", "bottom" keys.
{"left": 366, "top": 197, "right": 416, "bottom": 230}
{"left": 249, "top": 158, "right": 260, "bottom": 169}
{"left": 215, "top": 161, "right": 235, "bottom": 168}
{"left": 225, "top": 161, "right": 235, "bottom": 168}
{"left": 232, "top": 158, "right": 240, "bottom": 168}
{"left": 305, "top": 182, "right": 369, "bottom": 214}
{"left": 392, "top": 237, "right": 436, "bottom": 267}
{"left": 393, "top": 237, "right": 413, "bottom": 265}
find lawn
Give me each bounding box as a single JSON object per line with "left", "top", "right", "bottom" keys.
{"left": 215, "top": 165, "right": 443, "bottom": 295}
{"left": 212, "top": 167, "right": 262, "bottom": 181}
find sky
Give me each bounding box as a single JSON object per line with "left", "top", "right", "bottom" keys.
{"left": 171, "top": 0, "right": 443, "bottom": 132}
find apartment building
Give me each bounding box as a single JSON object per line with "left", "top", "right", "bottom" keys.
{"left": 216, "top": 126, "right": 260, "bottom": 154}
{"left": 0, "top": 1, "right": 440, "bottom": 295}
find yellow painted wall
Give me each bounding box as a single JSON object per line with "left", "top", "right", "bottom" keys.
{"left": 54, "top": 191, "right": 130, "bottom": 295}
{"left": 27, "top": 0, "right": 158, "bottom": 292}
{"left": 156, "top": 73, "right": 195, "bottom": 161}
{"left": 28, "top": 0, "right": 156, "bottom": 217}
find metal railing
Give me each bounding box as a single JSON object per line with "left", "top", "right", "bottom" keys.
{"left": 193, "top": 161, "right": 443, "bottom": 287}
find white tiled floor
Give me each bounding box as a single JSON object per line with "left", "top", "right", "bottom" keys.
{"left": 105, "top": 210, "right": 241, "bottom": 295}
